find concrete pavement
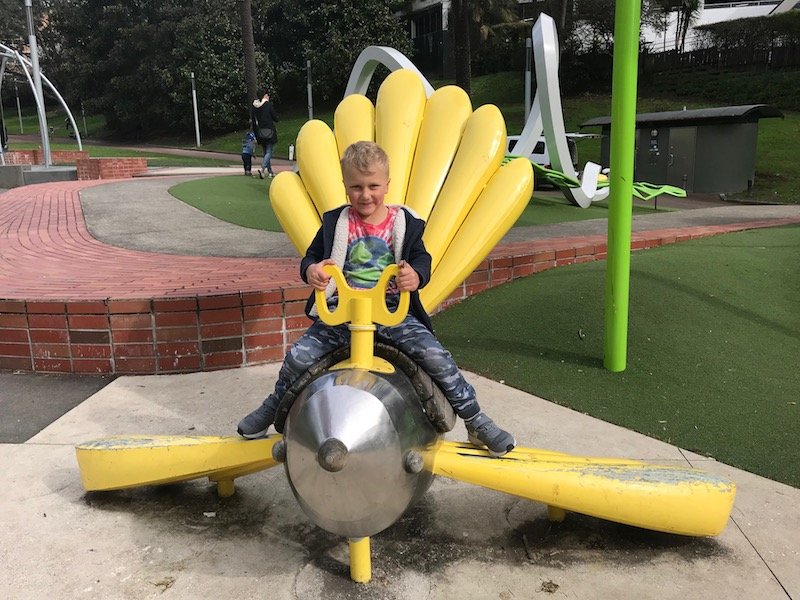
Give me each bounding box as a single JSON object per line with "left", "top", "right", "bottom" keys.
{"left": 2, "top": 365, "right": 798, "bottom": 599}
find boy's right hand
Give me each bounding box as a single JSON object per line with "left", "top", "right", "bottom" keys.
{"left": 307, "top": 259, "right": 336, "bottom": 290}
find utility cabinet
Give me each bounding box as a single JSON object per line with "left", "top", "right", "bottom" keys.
{"left": 582, "top": 105, "right": 782, "bottom": 194}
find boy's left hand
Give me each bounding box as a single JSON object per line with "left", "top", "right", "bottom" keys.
{"left": 396, "top": 260, "right": 420, "bottom": 292}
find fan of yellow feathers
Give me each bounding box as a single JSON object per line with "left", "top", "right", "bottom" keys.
{"left": 269, "top": 68, "right": 534, "bottom": 312}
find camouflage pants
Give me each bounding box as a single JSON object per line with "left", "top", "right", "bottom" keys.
{"left": 264, "top": 312, "right": 480, "bottom": 420}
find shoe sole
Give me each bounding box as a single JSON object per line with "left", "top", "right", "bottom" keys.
{"left": 237, "top": 427, "right": 267, "bottom": 439}
{"left": 467, "top": 433, "right": 516, "bottom": 458}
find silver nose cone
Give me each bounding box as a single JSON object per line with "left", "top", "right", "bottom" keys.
{"left": 284, "top": 369, "right": 437, "bottom": 538}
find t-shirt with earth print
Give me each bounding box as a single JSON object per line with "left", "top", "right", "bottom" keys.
{"left": 343, "top": 206, "right": 399, "bottom": 295}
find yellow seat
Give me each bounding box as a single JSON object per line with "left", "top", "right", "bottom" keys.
{"left": 269, "top": 68, "right": 534, "bottom": 310}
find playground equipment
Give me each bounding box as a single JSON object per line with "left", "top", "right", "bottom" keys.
{"left": 76, "top": 52, "right": 736, "bottom": 584}
{"left": 0, "top": 42, "right": 83, "bottom": 166}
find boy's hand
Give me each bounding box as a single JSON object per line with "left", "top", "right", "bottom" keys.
{"left": 396, "top": 260, "right": 420, "bottom": 292}
{"left": 307, "top": 259, "right": 335, "bottom": 290}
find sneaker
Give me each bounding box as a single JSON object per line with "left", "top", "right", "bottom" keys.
{"left": 267, "top": 172, "right": 275, "bottom": 178}
{"left": 465, "top": 412, "right": 516, "bottom": 457}
{"left": 257, "top": 168, "right": 265, "bottom": 179}
{"left": 244, "top": 171, "right": 251, "bottom": 176}
{"left": 237, "top": 401, "right": 275, "bottom": 439}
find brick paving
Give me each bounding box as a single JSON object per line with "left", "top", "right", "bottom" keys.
{"left": 0, "top": 180, "right": 301, "bottom": 300}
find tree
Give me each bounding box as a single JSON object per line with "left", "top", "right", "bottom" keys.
{"left": 450, "top": 0, "right": 521, "bottom": 96}
{"left": 451, "top": 0, "right": 472, "bottom": 95}
{"left": 44, "top": 0, "right": 273, "bottom": 138}
{"left": 238, "top": 0, "right": 258, "bottom": 102}
{"left": 0, "top": 0, "right": 33, "bottom": 47}
{"left": 675, "top": 0, "right": 702, "bottom": 53}
{"left": 257, "top": 0, "right": 411, "bottom": 104}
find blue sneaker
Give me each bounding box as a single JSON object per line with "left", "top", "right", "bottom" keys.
{"left": 465, "top": 412, "right": 516, "bottom": 457}
{"left": 237, "top": 401, "right": 275, "bottom": 439}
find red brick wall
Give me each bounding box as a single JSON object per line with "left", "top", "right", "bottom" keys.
{"left": 76, "top": 157, "right": 148, "bottom": 180}
{"left": 1, "top": 150, "right": 36, "bottom": 165}
{"left": 76, "top": 159, "right": 101, "bottom": 180}
{"left": 1, "top": 147, "right": 146, "bottom": 178}
{"left": 51, "top": 150, "right": 90, "bottom": 165}
{"left": 0, "top": 288, "right": 308, "bottom": 374}
{"left": 2, "top": 149, "right": 90, "bottom": 165}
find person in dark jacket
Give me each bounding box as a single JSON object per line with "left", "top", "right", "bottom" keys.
{"left": 250, "top": 89, "right": 279, "bottom": 178}
{"left": 237, "top": 141, "right": 516, "bottom": 457}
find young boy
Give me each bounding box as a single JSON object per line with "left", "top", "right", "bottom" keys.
{"left": 241, "top": 130, "right": 257, "bottom": 176}
{"left": 238, "top": 141, "right": 516, "bottom": 457}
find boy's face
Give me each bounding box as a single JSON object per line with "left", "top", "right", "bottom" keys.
{"left": 342, "top": 162, "right": 390, "bottom": 222}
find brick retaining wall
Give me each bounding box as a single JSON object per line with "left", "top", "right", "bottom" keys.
{"left": 0, "top": 289, "right": 309, "bottom": 374}
{"left": 2, "top": 150, "right": 146, "bottom": 180}
{"left": 76, "top": 157, "right": 148, "bottom": 180}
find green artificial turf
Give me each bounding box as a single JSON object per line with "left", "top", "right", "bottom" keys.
{"left": 168, "top": 176, "right": 665, "bottom": 231}
{"left": 517, "top": 195, "right": 665, "bottom": 226}
{"left": 169, "top": 175, "right": 282, "bottom": 230}
{"left": 432, "top": 225, "right": 800, "bottom": 488}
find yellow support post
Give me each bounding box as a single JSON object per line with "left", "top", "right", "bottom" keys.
{"left": 315, "top": 264, "right": 409, "bottom": 373}
{"left": 348, "top": 297, "right": 375, "bottom": 370}
{"left": 349, "top": 537, "right": 371, "bottom": 583}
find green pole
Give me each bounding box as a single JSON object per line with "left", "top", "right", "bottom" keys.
{"left": 604, "top": 0, "right": 642, "bottom": 372}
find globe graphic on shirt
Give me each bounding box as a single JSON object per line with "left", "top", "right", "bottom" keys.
{"left": 345, "top": 236, "right": 395, "bottom": 289}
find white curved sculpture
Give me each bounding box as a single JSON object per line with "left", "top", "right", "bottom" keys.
{"left": 0, "top": 42, "right": 82, "bottom": 164}
{"left": 344, "top": 14, "right": 608, "bottom": 208}
{"left": 345, "top": 46, "right": 434, "bottom": 98}
{"left": 521, "top": 14, "right": 607, "bottom": 207}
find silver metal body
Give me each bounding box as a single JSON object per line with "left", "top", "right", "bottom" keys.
{"left": 284, "top": 368, "right": 438, "bottom": 538}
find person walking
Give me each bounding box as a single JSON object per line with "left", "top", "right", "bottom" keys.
{"left": 241, "top": 130, "right": 257, "bottom": 176}
{"left": 250, "top": 90, "right": 279, "bottom": 179}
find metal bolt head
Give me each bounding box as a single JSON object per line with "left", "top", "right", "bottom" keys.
{"left": 272, "top": 439, "right": 286, "bottom": 463}
{"left": 317, "top": 438, "right": 348, "bottom": 472}
{"left": 403, "top": 450, "right": 424, "bottom": 474}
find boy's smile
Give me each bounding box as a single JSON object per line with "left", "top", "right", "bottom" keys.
{"left": 342, "top": 164, "right": 391, "bottom": 224}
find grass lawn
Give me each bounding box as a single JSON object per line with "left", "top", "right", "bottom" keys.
{"left": 169, "top": 175, "right": 282, "bottom": 230}
{"left": 169, "top": 176, "right": 667, "bottom": 232}
{"left": 432, "top": 225, "right": 800, "bottom": 488}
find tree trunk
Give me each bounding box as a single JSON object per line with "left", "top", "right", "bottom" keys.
{"left": 238, "top": 0, "right": 258, "bottom": 102}
{"left": 452, "top": 0, "right": 472, "bottom": 96}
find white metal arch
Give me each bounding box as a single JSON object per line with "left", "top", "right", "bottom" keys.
{"left": 0, "top": 42, "right": 82, "bottom": 165}
{"left": 343, "top": 17, "right": 607, "bottom": 208}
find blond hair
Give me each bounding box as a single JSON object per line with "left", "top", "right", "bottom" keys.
{"left": 340, "top": 141, "right": 389, "bottom": 176}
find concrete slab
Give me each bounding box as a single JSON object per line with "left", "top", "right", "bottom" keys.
{"left": 3, "top": 366, "right": 796, "bottom": 599}
{"left": 24, "top": 165, "right": 78, "bottom": 185}
{"left": 0, "top": 164, "right": 27, "bottom": 188}
{"left": 79, "top": 177, "right": 296, "bottom": 258}
{"left": 0, "top": 372, "right": 114, "bottom": 443}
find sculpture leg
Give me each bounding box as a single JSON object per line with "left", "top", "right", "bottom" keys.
{"left": 348, "top": 537, "right": 371, "bottom": 583}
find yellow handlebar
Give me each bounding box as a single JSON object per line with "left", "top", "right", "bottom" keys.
{"left": 315, "top": 264, "right": 410, "bottom": 328}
